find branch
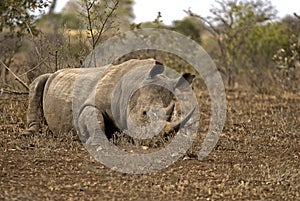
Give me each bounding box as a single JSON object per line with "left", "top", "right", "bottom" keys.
{"left": 94, "top": 0, "right": 119, "bottom": 46}
{"left": 294, "top": 12, "right": 300, "bottom": 20}
{"left": 210, "top": 0, "right": 233, "bottom": 29}
{"left": 19, "top": 58, "right": 48, "bottom": 77}
{"left": 210, "top": 10, "right": 232, "bottom": 29}
{"left": 0, "top": 60, "right": 29, "bottom": 90}
{"left": 185, "top": 9, "right": 220, "bottom": 37}
{"left": 48, "top": 0, "right": 57, "bottom": 15}
{"left": 84, "top": 0, "right": 96, "bottom": 49}
{"left": 26, "top": 22, "right": 41, "bottom": 58}
{"left": 83, "top": 0, "right": 119, "bottom": 50}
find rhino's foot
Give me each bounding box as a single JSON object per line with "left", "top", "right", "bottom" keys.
{"left": 21, "top": 124, "right": 39, "bottom": 136}
{"left": 21, "top": 129, "right": 35, "bottom": 137}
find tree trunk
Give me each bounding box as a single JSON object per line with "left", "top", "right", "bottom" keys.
{"left": 48, "top": 0, "right": 57, "bottom": 15}
{"left": 48, "top": 0, "right": 58, "bottom": 33}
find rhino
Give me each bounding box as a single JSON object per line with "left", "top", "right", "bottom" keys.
{"left": 23, "top": 58, "right": 196, "bottom": 144}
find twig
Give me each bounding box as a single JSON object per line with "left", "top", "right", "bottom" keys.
{"left": 0, "top": 88, "right": 29, "bottom": 95}
{"left": 294, "top": 13, "right": 300, "bottom": 20}
{"left": 84, "top": 0, "right": 97, "bottom": 49}
{"left": 84, "top": 0, "right": 119, "bottom": 50}
{"left": 19, "top": 58, "right": 48, "bottom": 77}
{"left": 26, "top": 22, "right": 41, "bottom": 58}
{"left": 184, "top": 9, "right": 219, "bottom": 37}
{"left": 0, "top": 60, "right": 29, "bottom": 90}
{"left": 94, "top": 0, "right": 119, "bottom": 47}
{"left": 25, "top": 22, "right": 34, "bottom": 39}
{"left": 49, "top": 50, "right": 59, "bottom": 71}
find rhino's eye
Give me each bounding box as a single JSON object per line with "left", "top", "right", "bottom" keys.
{"left": 142, "top": 111, "right": 147, "bottom": 116}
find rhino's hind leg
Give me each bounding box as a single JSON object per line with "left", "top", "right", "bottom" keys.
{"left": 23, "top": 74, "right": 51, "bottom": 135}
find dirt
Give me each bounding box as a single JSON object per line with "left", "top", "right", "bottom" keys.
{"left": 0, "top": 90, "right": 299, "bottom": 200}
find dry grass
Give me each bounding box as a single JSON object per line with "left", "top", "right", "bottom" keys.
{"left": 0, "top": 89, "right": 299, "bottom": 200}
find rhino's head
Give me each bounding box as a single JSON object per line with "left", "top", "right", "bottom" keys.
{"left": 112, "top": 62, "right": 195, "bottom": 139}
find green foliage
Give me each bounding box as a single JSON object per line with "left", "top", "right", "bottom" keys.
{"left": 130, "top": 12, "right": 167, "bottom": 30}
{"left": 115, "top": 0, "right": 135, "bottom": 30}
{"left": 0, "top": 0, "right": 48, "bottom": 85}
{"left": 59, "top": 13, "right": 83, "bottom": 29}
{"left": 243, "top": 22, "right": 291, "bottom": 68}
{"left": 281, "top": 14, "right": 300, "bottom": 34}
{"left": 273, "top": 15, "right": 300, "bottom": 69}
{"left": 79, "top": 0, "right": 134, "bottom": 32}
{"left": 171, "top": 17, "right": 202, "bottom": 44}
{"left": 188, "top": 0, "right": 283, "bottom": 88}
{"left": 211, "top": 0, "right": 278, "bottom": 68}
{"left": 190, "top": 0, "right": 279, "bottom": 68}
{"left": 273, "top": 35, "right": 300, "bottom": 69}
{"left": 0, "top": 0, "right": 48, "bottom": 33}
{"left": 37, "top": 13, "right": 83, "bottom": 30}
{"left": 80, "top": 0, "right": 120, "bottom": 50}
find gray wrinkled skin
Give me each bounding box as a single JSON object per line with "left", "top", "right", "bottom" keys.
{"left": 23, "top": 59, "right": 194, "bottom": 144}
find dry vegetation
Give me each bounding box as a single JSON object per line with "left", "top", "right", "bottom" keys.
{"left": 1, "top": 86, "right": 299, "bottom": 200}
{"left": 1, "top": 1, "right": 300, "bottom": 200}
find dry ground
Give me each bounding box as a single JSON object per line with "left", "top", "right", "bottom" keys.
{"left": 0, "top": 90, "right": 299, "bottom": 200}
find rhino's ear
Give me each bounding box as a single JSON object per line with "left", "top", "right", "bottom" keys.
{"left": 148, "top": 62, "right": 164, "bottom": 78}
{"left": 175, "top": 73, "right": 195, "bottom": 89}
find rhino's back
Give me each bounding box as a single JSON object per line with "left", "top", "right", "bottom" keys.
{"left": 92, "top": 58, "right": 157, "bottom": 109}
{"left": 42, "top": 58, "right": 157, "bottom": 134}
{"left": 43, "top": 67, "right": 108, "bottom": 134}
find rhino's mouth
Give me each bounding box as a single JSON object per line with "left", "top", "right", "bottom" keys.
{"left": 164, "top": 106, "right": 195, "bottom": 134}
{"left": 125, "top": 98, "right": 195, "bottom": 141}
{"left": 109, "top": 104, "right": 195, "bottom": 149}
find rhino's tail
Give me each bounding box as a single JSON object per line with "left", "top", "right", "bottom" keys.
{"left": 23, "top": 73, "right": 51, "bottom": 135}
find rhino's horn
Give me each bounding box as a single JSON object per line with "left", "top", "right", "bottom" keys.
{"left": 164, "top": 107, "right": 195, "bottom": 134}
{"left": 164, "top": 101, "right": 175, "bottom": 121}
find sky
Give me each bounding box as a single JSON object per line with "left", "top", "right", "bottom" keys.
{"left": 54, "top": 0, "right": 300, "bottom": 25}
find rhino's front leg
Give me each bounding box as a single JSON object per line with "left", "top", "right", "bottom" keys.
{"left": 77, "top": 106, "right": 109, "bottom": 146}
